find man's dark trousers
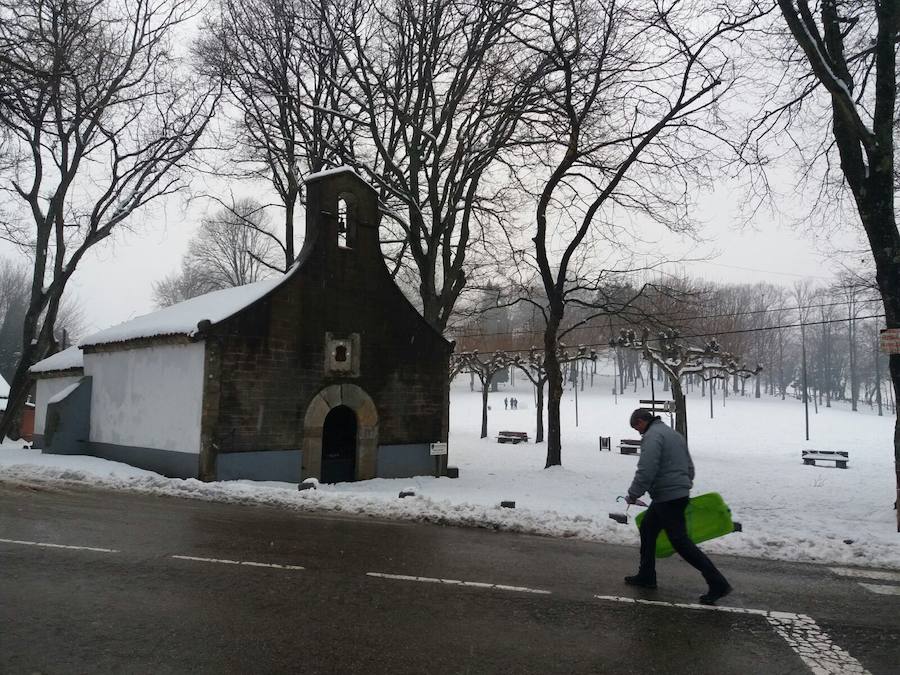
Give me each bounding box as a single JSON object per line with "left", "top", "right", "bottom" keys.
{"left": 638, "top": 496, "right": 728, "bottom": 588}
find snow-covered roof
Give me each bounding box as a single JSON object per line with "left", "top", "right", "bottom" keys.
{"left": 80, "top": 277, "right": 285, "bottom": 348}
{"left": 29, "top": 345, "right": 85, "bottom": 375}
{"left": 305, "top": 166, "right": 370, "bottom": 187}
{"left": 29, "top": 346, "right": 83, "bottom": 375}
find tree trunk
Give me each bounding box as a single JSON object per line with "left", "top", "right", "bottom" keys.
{"left": 779, "top": 330, "right": 786, "bottom": 400}
{"left": 755, "top": 333, "right": 762, "bottom": 398}
{"left": 672, "top": 379, "right": 688, "bottom": 442}
{"left": 535, "top": 379, "right": 545, "bottom": 443}
{"left": 850, "top": 314, "right": 859, "bottom": 411}
{"left": 480, "top": 375, "right": 490, "bottom": 439}
{"left": 544, "top": 315, "right": 563, "bottom": 467}
{"left": 826, "top": 322, "right": 832, "bottom": 407}
{"left": 892, "top": 356, "right": 900, "bottom": 531}
{"left": 874, "top": 332, "right": 883, "bottom": 416}
{"left": 284, "top": 181, "right": 298, "bottom": 268}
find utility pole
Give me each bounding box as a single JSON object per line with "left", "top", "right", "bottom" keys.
{"left": 801, "top": 320, "right": 810, "bottom": 441}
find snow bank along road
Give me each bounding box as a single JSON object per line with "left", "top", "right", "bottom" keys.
{"left": 1, "top": 482, "right": 897, "bottom": 674}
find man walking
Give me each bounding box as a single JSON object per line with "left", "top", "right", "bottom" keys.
{"left": 623, "top": 408, "right": 732, "bottom": 605}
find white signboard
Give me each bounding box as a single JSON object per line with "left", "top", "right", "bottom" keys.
{"left": 430, "top": 442, "right": 448, "bottom": 456}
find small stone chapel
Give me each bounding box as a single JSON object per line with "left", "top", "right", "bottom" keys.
{"left": 31, "top": 168, "right": 452, "bottom": 483}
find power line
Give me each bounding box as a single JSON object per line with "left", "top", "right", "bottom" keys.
{"left": 449, "top": 296, "right": 883, "bottom": 341}
{"left": 452, "top": 312, "right": 887, "bottom": 355}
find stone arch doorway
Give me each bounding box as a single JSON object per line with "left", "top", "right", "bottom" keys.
{"left": 302, "top": 384, "right": 378, "bottom": 481}
{"left": 321, "top": 405, "right": 357, "bottom": 483}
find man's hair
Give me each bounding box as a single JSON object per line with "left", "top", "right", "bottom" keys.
{"left": 629, "top": 408, "right": 656, "bottom": 427}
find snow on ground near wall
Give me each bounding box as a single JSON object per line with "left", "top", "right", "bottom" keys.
{"left": 1, "top": 373, "right": 897, "bottom": 569}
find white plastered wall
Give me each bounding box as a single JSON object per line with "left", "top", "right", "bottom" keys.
{"left": 34, "top": 375, "right": 83, "bottom": 435}
{"left": 85, "top": 342, "right": 205, "bottom": 454}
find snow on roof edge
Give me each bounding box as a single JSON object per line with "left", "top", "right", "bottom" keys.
{"left": 80, "top": 273, "right": 292, "bottom": 349}
{"left": 29, "top": 345, "right": 84, "bottom": 375}
{"left": 304, "top": 166, "right": 372, "bottom": 189}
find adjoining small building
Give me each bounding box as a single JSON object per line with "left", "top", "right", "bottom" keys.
{"left": 30, "top": 169, "right": 452, "bottom": 483}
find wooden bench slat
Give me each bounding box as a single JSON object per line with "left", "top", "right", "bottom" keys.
{"left": 802, "top": 450, "right": 849, "bottom": 469}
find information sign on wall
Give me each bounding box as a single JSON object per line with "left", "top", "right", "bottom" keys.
{"left": 430, "top": 442, "right": 448, "bottom": 456}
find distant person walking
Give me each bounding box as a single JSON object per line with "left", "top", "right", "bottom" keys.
{"left": 504, "top": 397, "right": 509, "bottom": 410}
{"left": 623, "top": 408, "right": 732, "bottom": 605}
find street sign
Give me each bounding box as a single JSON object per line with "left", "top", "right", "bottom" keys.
{"left": 880, "top": 328, "right": 900, "bottom": 354}
{"left": 430, "top": 442, "right": 448, "bottom": 456}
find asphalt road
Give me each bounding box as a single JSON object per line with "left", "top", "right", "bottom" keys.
{"left": 0, "top": 480, "right": 897, "bottom": 674}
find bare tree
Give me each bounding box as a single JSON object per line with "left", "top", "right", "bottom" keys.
{"left": 0, "top": 0, "right": 219, "bottom": 440}
{"left": 153, "top": 199, "right": 279, "bottom": 306}
{"left": 328, "top": 0, "right": 547, "bottom": 331}
{"left": 516, "top": 0, "right": 758, "bottom": 467}
{"left": 197, "top": 0, "right": 354, "bottom": 270}
{"left": 745, "top": 0, "right": 900, "bottom": 526}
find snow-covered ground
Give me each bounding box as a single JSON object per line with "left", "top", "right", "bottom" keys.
{"left": 2, "top": 371, "right": 897, "bottom": 569}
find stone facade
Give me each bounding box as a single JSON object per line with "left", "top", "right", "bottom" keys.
{"left": 198, "top": 169, "right": 452, "bottom": 481}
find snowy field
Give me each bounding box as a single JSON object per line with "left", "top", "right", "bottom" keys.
{"left": 2, "top": 371, "right": 898, "bottom": 570}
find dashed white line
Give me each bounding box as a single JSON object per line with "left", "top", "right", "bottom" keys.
{"left": 856, "top": 582, "right": 900, "bottom": 596}
{"left": 829, "top": 566, "right": 900, "bottom": 582}
{"left": 594, "top": 595, "right": 870, "bottom": 675}
{"left": 0, "top": 537, "right": 118, "bottom": 553}
{"left": 366, "top": 572, "right": 551, "bottom": 595}
{"left": 171, "top": 555, "right": 304, "bottom": 570}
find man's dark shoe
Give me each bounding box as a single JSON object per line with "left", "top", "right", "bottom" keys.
{"left": 699, "top": 583, "right": 733, "bottom": 605}
{"left": 624, "top": 575, "right": 657, "bottom": 589}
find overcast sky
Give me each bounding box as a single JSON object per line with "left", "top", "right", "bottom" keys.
{"left": 49, "top": 171, "right": 855, "bottom": 337}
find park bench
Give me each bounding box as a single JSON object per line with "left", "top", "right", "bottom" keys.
{"left": 639, "top": 399, "right": 675, "bottom": 413}
{"left": 802, "top": 450, "right": 849, "bottom": 469}
{"left": 497, "top": 430, "right": 529, "bottom": 444}
{"left": 617, "top": 438, "right": 642, "bottom": 455}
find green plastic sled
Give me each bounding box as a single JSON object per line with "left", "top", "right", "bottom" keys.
{"left": 634, "top": 492, "right": 735, "bottom": 559}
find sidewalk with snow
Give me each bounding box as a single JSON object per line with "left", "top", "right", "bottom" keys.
{"left": 2, "top": 373, "right": 897, "bottom": 570}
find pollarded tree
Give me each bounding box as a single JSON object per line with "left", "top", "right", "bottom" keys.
{"left": 0, "top": 0, "right": 219, "bottom": 440}
{"left": 612, "top": 328, "right": 761, "bottom": 442}
{"left": 450, "top": 350, "right": 510, "bottom": 439}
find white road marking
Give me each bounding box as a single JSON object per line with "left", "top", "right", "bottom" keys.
{"left": 594, "top": 594, "right": 771, "bottom": 615}
{"left": 829, "top": 566, "right": 900, "bottom": 583}
{"left": 857, "top": 582, "right": 900, "bottom": 596}
{"left": 0, "top": 537, "right": 118, "bottom": 553}
{"left": 171, "top": 555, "right": 304, "bottom": 570}
{"left": 366, "top": 572, "right": 551, "bottom": 595}
{"left": 594, "top": 595, "right": 870, "bottom": 675}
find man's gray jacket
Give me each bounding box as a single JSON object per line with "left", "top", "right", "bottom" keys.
{"left": 627, "top": 418, "right": 694, "bottom": 502}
